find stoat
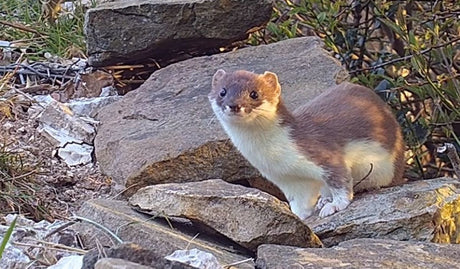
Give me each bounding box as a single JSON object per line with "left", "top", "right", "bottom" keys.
{"left": 208, "top": 70, "right": 405, "bottom": 219}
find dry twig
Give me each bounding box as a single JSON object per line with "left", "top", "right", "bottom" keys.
{"left": 223, "top": 258, "right": 254, "bottom": 268}
{"left": 437, "top": 143, "right": 460, "bottom": 178}
{"left": 12, "top": 240, "right": 87, "bottom": 255}
{"left": 72, "top": 215, "right": 123, "bottom": 244}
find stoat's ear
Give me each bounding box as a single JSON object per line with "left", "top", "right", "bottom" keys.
{"left": 261, "top": 71, "right": 281, "bottom": 96}
{"left": 212, "top": 69, "right": 226, "bottom": 88}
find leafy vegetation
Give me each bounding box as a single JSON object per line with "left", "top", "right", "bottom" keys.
{"left": 250, "top": 0, "right": 460, "bottom": 179}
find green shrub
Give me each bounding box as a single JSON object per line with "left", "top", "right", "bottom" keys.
{"left": 250, "top": 0, "right": 460, "bottom": 179}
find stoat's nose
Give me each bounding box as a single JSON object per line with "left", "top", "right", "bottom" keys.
{"left": 227, "top": 105, "right": 242, "bottom": 113}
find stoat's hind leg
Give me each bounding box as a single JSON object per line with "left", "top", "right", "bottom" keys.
{"left": 318, "top": 172, "right": 353, "bottom": 217}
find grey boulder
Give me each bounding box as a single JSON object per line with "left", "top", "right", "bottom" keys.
{"left": 85, "top": 0, "right": 273, "bottom": 66}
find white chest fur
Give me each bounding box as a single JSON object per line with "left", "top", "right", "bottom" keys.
{"left": 218, "top": 116, "right": 325, "bottom": 184}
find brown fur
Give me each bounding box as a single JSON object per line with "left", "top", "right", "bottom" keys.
{"left": 278, "top": 82, "right": 405, "bottom": 189}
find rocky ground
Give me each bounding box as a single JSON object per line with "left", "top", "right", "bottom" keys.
{"left": 1, "top": 109, "right": 111, "bottom": 222}
{"left": 0, "top": 88, "right": 113, "bottom": 268}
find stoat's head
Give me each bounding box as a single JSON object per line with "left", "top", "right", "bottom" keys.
{"left": 208, "top": 69, "right": 281, "bottom": 125}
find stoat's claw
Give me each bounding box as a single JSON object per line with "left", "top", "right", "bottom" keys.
{"left": 319, "top": 203, "right": 338, "bottom": 217}
{"left": 315, "top": 196, "right": 332, "bottom": 211}
{"left": 318, "top": 199, "right": 350, "bottom": 218}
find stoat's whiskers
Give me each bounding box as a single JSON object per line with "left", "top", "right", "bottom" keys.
{"left": 253, "top": 106, "right": 273, "bottom": 112}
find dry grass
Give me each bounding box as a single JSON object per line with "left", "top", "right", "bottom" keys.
{"left": 0, "top": 143, "right": 53, "bottom": 221}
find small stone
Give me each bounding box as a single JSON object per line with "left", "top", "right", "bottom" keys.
{"left": 37, "top": 100, "right": 95, "bottom": 146}
{"left": 165, "top": 249, "right": 222, "bottom": 269}
{"left": 57, "top": 143, "right": 93, "bottom": 166}
{"left": 68, "top": 96, "right": 121, "bottom": 117}
{"left": 100, "top": 86, "right": 118, "bottom": 97}
{"left": 48, "top": 255, "right": 83, "bottom": 269}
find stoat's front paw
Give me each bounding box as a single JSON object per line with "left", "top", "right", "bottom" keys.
{"left": 318, "top": 199, "right": 350, "bottom": 218}
{"left": 315, "top": 196, "right": 332, "bottom": 211}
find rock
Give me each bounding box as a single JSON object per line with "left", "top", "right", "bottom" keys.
{"left": 56, "top": 142, "right": 93, "bottom": 166}
{"left": 0, "top": 40, "right": 11, "bottom": 47}
{"left": 165, "top": 249, "right": 223, "bottom": 269}
{"left": 75, "top": 199, "right": 254, "bottom": 268}
{"left": 85, "top": 0, "right": 273, "bottom": 66}
{"left": 67, "top": 96, "right": 121, "bottom": 117}
{"left": 48, "top": 255, "right": 83, "bottom": 269}
{"left": 95, "top": 258, "right": 154, "bottom": 269}
{"left": 0, "top": 244, "right": 30, "bottom": 269}
{"left": 100, "top": 86, "right": 118, "bottom": 97}
{"left": 95, "top": 36, "right": 346, "bottom": 194}
{"left": 38, "top": 100, "right": 95, "bottom": 146}
{"left": 129, "top": 179, "right": 323, "bottom": 252}
{"left": 84, "top": 243, "right": 195, "bottom": 269}
{"left": 257, "top": 238, "right": 460, "bottom": 269}
{"left": 246, "top": 177, "right": 286, "bottom": 202}
{"left": 36, "top": 100, "right": 96, "bottom": 166}
{"left": 307, "top": 178, "right": 460, "bottom": 246}
{"left": 32, "top": 91, "right": 119, "bottom": 166}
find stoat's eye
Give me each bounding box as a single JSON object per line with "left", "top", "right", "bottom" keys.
{"left": 220, "top": 88, "right": 227, "bottom": 97}
{"left": 249, "top": 90, "right": 258, "bottom": 100}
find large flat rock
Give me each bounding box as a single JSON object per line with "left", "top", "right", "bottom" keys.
{"left": 129, "top": 179, "right": 323, "bottom": 252}
{"left": 85, "top": 0, "right": 273, "bottom": 66}
{"left": 256, "top": 238, "right": 460, "bottom": 269}
{"left": 307, "top": 178, "right": 460, "bottom": 246}
{"left": 74, "top": 199, "right": 254, "bottom": 268}
{"left": 94, "top": 37, "right": 346, "bottom": 193}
